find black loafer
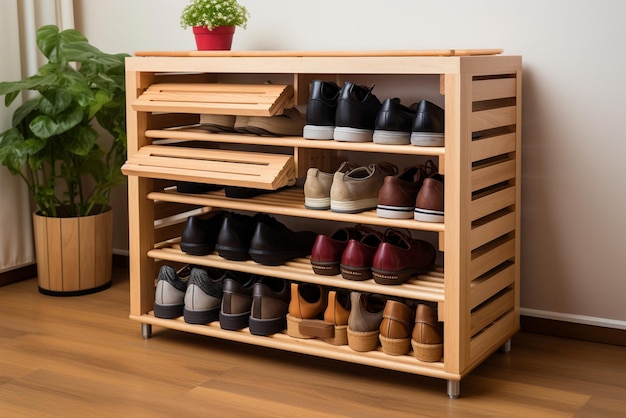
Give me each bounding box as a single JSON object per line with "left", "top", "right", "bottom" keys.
{"left": 179, "top": 212, "right": 225, "bottom": 256}
{"left": 248, "top": 214, "right": 317, "bottom": 266}
{"left": 333, "top": 82, "right": 381, "bottom": 142}
{"left": 215, "top": 212, "right": 258, "bottom": 261}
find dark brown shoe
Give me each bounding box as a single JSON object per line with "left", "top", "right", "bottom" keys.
{"left": 411, "top": 304, "right": 443, "bottom": 362}
{"left": 249, "top": 277, "right": 290, "bottom": 336}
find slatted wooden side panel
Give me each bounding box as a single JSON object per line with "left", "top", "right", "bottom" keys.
{"left": 467, "top": 73, "right": 520, "bottom": 365}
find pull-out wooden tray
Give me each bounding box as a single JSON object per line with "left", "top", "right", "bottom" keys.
{"left": 122, "top": 145, "right": 295, "bottom": 189}
{"left": 132, "top": 83, "right": 294, "bottom": 116}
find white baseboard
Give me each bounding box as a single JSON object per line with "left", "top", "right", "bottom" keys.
{"left": 521, "top": 308, "right": 626, "bottom": 331}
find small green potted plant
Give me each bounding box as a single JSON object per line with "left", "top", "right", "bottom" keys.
{"left": 180, "top": 0, "right": 250, "bottom": 50}
{"left": 0, "top": 25, "right": 129, "bottom": 295}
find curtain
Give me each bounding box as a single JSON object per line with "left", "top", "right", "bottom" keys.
{"left": 0, "top": 0, "right": 74, "bottom": 272}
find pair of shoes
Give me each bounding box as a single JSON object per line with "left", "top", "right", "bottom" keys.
{"left": 180, "top": 212, "right": 226, "bottom": 256}
{"left": 413, "top": 173, "right": 444, "bottom": 222}
{"left": 200, "top": 107, "right": 306, "bottom": 137}
{"left": 182, "top": 211, "right": 316, "bottom": 265}
{"left": 153, "top": 264, "right": 225, "bottom": 324}
{"left": 347, "top": 292, "right": 388, "bottom": 352}
{"left": 379, "top": 300, "right": 443, "bottom": 359}
{"left": 220, "top": 274, "right": 291, "bottom": 335}
{"left": 341, "top": 228, "right": 436, "bottom": 284}
{"left": 303, "top": 161, "right": 360, "bottom": 210}
{"left": 304, "top": 160, "right": 398, "bottom": 214}
{"left": 285, "top": 283, "right": 351, "bottom": 345}
{"left": 373, "top": 99, "right": 444, "bottom": 146}
{"left": 310, "top": 226, "right": 366, "bottom": 276}
{"left": 371, "top": 229, "right": 437, "bottom": 285}
{"left": 303, "top": 80, "right": 382, "bottom": 142}
{"left": 376, "top": 160, "right": 438, "bottom": 219}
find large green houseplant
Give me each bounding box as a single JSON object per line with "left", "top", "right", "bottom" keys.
{"left": 0, "top": 25, "right": 128, "bottom": 217}
{"left": 0, "top": 25, "right": 129, "bottom": 295}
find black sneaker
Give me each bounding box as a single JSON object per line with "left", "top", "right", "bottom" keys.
{"left": 179, "top": 212, "right": 225, "bottom": 256}
{"left": 410, "top": 100, "right": 445, "bottom": 147}
{"left": 373, "top": 98, "right": 417, "bottom": 145}
{"left": 333, "top": 82, "right": 382, "bottom": 142}
{"left": 303, "top": 80, "right": 341, "bottom": 140}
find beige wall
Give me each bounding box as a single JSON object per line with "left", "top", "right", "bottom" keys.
{"left": 73, "top": 0, "right": 626, "bottom": 329}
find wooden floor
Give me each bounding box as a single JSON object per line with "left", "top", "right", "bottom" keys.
{"left": 1, "top": 268, "right": 625, "bottom": 417}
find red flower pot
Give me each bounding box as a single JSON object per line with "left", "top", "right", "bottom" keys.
{"left": 193, "top": 26, "right": 235, "bottom": 50}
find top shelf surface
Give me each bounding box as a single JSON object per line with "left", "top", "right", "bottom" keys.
{"left": 133, "top": 49, "right": 504, "bottom": 58}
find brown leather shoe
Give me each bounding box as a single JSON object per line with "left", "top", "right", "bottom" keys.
{"left": 414, "top": 174, "right": 444, "bottom": 223}
{"left": 377, "top": 160, "right": 438, "bottom": 219}
{"left": 371, "top": 229, "right": 436, "bottom": 285}
{"left": 379, "top": 299, "right": 414, "bottom": 355}
{"left": 411, "top": 304, "right": 443, "bottom": 362}
{"left": 286, "top": 283, "right": 328, "bottom": 338}
{"left": 340, "top": 227, "right": 384, "bottom": 281}
{"left": 320, "top": 290, "right": 351, "bottom": 345}
{"left": 310, "top": 227, "right": 363, "bottom": 276}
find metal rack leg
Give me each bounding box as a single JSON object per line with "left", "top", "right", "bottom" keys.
{"left": 501, "top": 338, "right": 512, "bottom": 354}
{"left": 141, "top": 323, "right": 152, "bottom": 339}
{"left": 447, "top": 380, "right": 460, "bottom": 399}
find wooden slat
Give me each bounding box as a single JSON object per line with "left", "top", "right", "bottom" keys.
{"left": 470, "top": 289, "right": 515, "bottom": 336}
{"left": 470, "top": 133, "right": 516, "bottom": 163}
{"left": 470, "top": 310, "right": 517, "bottom": 364}
{"left": 471, "top": 237, "right": 516, "bottom": 281}
{"left": 471, "top": 186, "right": 516, "bottom": 221}
{"left": 471, "top": 106, "right": 517, "bottom": 132}
{"left": 134, "top": 49, "right": 504, "bottom": 57}
{"left": 471, "top": 159, "right": 516, "bottom": 192}
{"left": 133, "top": 83, "right": 294, "bottom": 116}
{"left": 470, "top": 263, "right": 516, "bottom": 310}
{"left": 472, "top": 78, "right": 517, "bottom": 102}
{"left": 470, "top": 211, "right": 516, "bottom": 250}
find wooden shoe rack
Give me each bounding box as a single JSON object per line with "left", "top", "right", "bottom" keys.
{"left": 123, "top": 50, "right": 522, "bottom": 398}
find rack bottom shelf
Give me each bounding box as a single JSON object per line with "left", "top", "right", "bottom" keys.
{"left": 130, "top": 313, "right": 459, "bottom": 381}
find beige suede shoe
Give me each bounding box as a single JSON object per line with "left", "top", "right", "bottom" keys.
{"left": 330, "top": 162, "right": 397, "bottom": 214}
{"left": 304, "top": 161, "right": 360, "bottom": 210}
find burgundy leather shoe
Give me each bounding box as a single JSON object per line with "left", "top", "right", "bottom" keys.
{"left": 340, "top": 227, "right": 384, "bottom": 281}
{"left": 371, "top": 229, "right": 436, "bottom": 285}
{"left": 310, "top": 227, "right": 363, "bottom": 276}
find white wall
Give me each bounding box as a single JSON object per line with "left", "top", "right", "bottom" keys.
{"left": 74, "top": 0, "right": 626, "bottom": 328}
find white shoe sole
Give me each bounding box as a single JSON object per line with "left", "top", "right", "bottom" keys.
{"left": 376, "top": 205, "right": 414, "bottom": 219}
{"left": 331, "top": 197, "right": 378, "bottom": 213}
{"left": 414, "top": 208, "right": 444, "bottom": 222}
{"left": 373, "top": 130, "right": 410, "bottom": 145}
{"left": 303, "top": 125, "right": 335, "bottom": 140}
{"left": 410, "top": 132, "right": 444, "bottom": 147}
{"left": 304, "top": 196, "right": 330, "bottom": 210}
{"left": 333, "top": 126, "right": 374, "bottom": 142}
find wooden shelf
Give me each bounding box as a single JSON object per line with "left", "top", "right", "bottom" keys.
{"left": 132, "top": 313, "right": 457, "bottom": 380}
{"left": 147, "top": 247, "right": 445, "bottom": 303}
{"left": 147, "top": 188, "right": 446, "bottom": 233}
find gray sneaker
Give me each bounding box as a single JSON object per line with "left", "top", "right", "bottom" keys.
{"left": 154, "top": 265, "right": 191, "bottom": 319}
{"left": 330, "top": 162, "right": 397, "bottom": 213}
{"left": 183, "top": 267, "right": 225, "bottom": 324}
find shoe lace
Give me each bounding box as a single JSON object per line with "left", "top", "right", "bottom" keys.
{"left": 383, "top": 228, "right": 413, "bottom": 249}
{"left": 377, "top": 161, "right": 399, "bottom": 176}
